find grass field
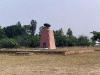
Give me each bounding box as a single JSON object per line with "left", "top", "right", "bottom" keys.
{"left": 0, "top": 47, "right": 100, "bottom": 75}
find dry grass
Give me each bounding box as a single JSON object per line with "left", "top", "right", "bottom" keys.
{"left": 0, "top": 49, "right": 100, "bottom": 75}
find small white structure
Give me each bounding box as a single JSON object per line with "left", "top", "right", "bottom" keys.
{"left": 95, "top": 41, "right": 100, "bottom": 46}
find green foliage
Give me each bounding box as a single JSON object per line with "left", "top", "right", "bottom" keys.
{"left": 23, "top": 25, "right": 30, "bottom": 30}
{"left": 54, "top": 28, "right": 65, "bottom": 47}
{"left": 54, "top": 28, "right": 64, "bottom": 36}
{"left": 16, "top": 21, "right": 21, "bottom": 26}
{"left": 27, "top": 35, "right": 40, "bottom": 47}
{"left": 14, "top": 34, "right": 29, "bottom": 46}
{"left": 30, "top": 20, "right": 37, "bottom": 36}
{"left": 0, "top": 27, "right": 6, "bottom": 39}
{"left": 55, "top": 35, "right": 68, "bottom": 47}
{"left": 0, "top": 20, "right": 94, "bottom": 48}
{"left": 0, "top": 38, "right": 19, "bottom": 48}
{"left": 66, "top": 28, "right": 73, "bottom": 37}
{"left": 90, "top": 40, "right": 95, "bottom": 46}
{"left": 39, "top": 26, "right": 46, "bottom": 36}
{"left": 23, "top": 25, "right": 31, "bottom": 35}
{"left": 91, "top": 31, "right": 100, "bottom": 41}
{"left": 54, "top": 28, "right": 78, "bottom": 47}
{"left": 67, "top": 36, "right": 78, "bottom": 46}
{"left": 14, "top": 34, "right": 40, "bottom": 48}
{"left": 78, "top": 35, "right": 90, "bottom": 46}
{"left": 3, "top": 22, "right": 26, "bottom": 38}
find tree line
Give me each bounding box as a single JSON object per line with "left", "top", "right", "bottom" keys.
{"left": 0, "top": 19, "right": 98, "bottom": 48}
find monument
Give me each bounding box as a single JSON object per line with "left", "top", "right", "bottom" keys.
{"left": 40, "top": 23, "right": 56, "bottom": 49}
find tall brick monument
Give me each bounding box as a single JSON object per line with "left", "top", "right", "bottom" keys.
{"left": 40, "top": 23, "right": 56, "bottom": 49}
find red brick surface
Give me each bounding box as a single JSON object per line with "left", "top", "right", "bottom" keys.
{"left": 40, "top": 29, "right": 56, "bottom": 49}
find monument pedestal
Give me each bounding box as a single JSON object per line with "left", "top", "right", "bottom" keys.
{"left": 40, "top": 29, "right": 56, "bottom": 49}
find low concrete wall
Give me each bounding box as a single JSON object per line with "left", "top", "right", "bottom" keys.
{"left": 64, "top": 50, "right": 94, "bottom": 55}
{"left": 0, "top": 49, "right": 94, "bottom": 55}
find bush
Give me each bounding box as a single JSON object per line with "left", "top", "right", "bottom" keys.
{"left": 0, "top": 38, "right": 19, "bottom": 48}
{"left": 55, "top": 35, "right": 68, "bottom": 47}
{"left": 90, "top": 40, "right": 95, "bottom": 46}
{"left": 78, "top": 35, "right": 90, "bottom": 46}
{"left": 67, "top": 36, "right": 78, "bottom": 46}
{"left": 27, "top": 35, "right": 40, "bottom": 47}
{"left": 14, "top": 35, "right": 29, "bottom": 46}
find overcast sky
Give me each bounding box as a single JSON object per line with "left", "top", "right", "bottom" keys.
{"left": 0, "top": 0, "right": 100, "bottom": 38}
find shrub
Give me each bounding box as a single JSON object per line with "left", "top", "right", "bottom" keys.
{"left": 0, "top": 38, "right": 19, "bottom": 48}
{"left": 78, "top": 35, "right": 90, "bottom": 46}
{"left": 27, "top": 35, "right": 40, "bottom": 48}
{"left": 55, "top": 35, "right": 68, "bottom": 47}
{"left": 14, "top": 35, "right": 29, "bottom": 46}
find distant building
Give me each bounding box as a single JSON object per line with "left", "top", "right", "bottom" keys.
{"left": 95, "top": 39, "right": 100, "bottom": 46}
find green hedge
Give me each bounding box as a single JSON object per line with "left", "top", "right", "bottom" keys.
{"left": 0, "top": 38, "right": 19, "bottom": 48}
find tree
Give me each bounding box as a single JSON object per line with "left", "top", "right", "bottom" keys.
{"left": 54, "top": 28, "right": 64, "bottom": 36}
{"left": 14, "top": 34, "right": 29, "bottom": 46}
{"left": 16, "top": 21, "right": 21, "bottom": 26}
{"left": 30, "top": 20, "right": 37, "bottom": 36}
{"left": 0, "top": 27, "right": 6, "bottom": 39}
{"left": 39, "top": 26, "right": 46, "bottom": 36}
{"left": 67, "top": 36, "right": 78, "bottom": 46}
{"left": 27, "top": 35, "right": 40, "bottom": 47}
{"left": 23, "top": 25, "right": 31, "bottom": 35}
{"left": 55, "top": 35, "right": 68, "bottom": 47}
{"left": 54, "top": 28, "right": 67, "bottom": 47}
{"left": 3, "top": 22, "right": 26, "bottom": 38}
{"left": 0, "top": 38, "right": 19, "bottom": 48}
{"left": 78, "top": 35, "right": 90, "bottom": 46}
{"left": 91, "top": 31, "right": 100, "bottom": 41}
{"left": 59, "top": 28, "right": 64, "bottom": 36}
{"left": 66, "top": 28, "right": 73, "bottom": 37}
{"left": 65, "top": 28, "right": 78, "bottom": 46}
